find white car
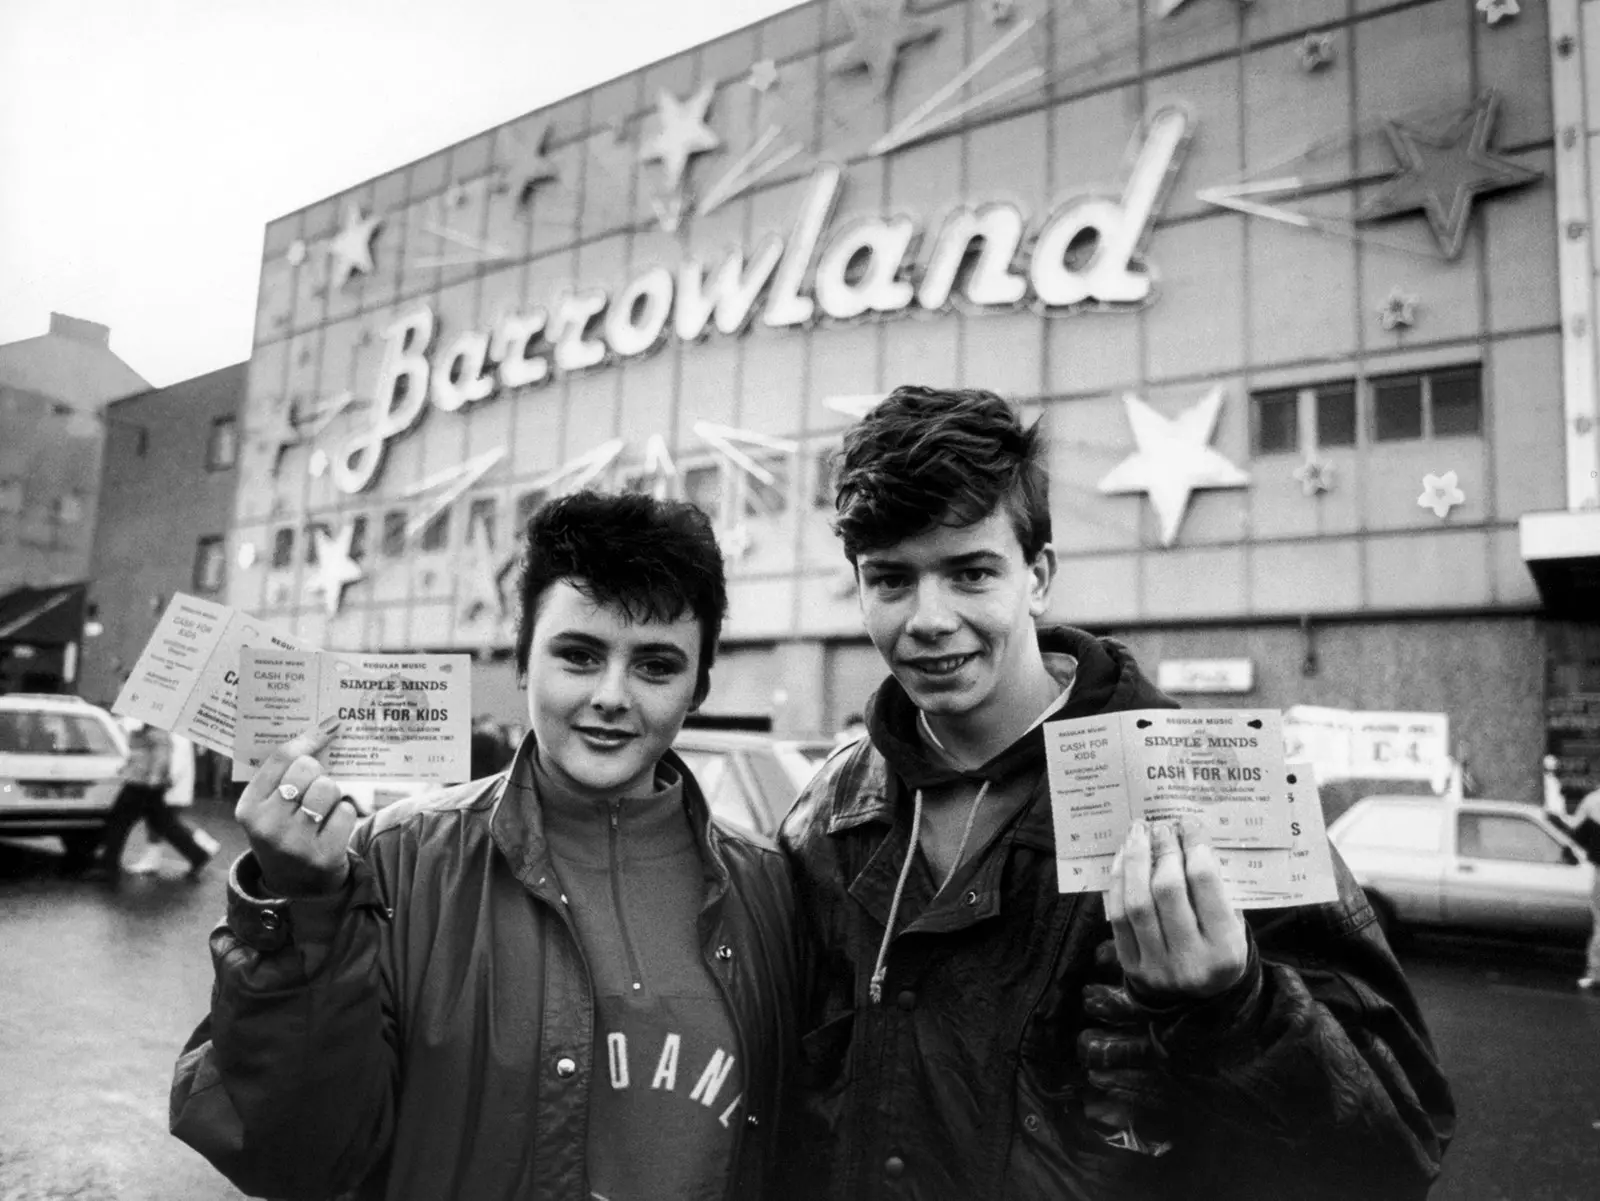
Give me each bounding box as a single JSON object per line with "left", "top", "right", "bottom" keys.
{"left": 0, "top": 694, "right": 129, "bottom": 861}
{"left": 1329, "top": 795, "right": 1595, "bottom": 940}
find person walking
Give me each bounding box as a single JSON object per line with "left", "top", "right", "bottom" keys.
{"left": 1570, "top": 786, "right": 1600, "bottom": 993}
{"left": 779, "top": 385, "right": 1454, "bottom": 1200}
{"left": 170, "top": 492, "right": 798, "bottom": 1201}
{"left": 91, "top": 723, "right": 213, "bottom": 881}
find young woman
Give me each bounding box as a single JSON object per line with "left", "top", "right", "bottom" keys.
{"left": 171, "top": 491, "right": 798, "bottom": 1201}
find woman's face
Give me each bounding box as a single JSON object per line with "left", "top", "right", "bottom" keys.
{"left": 526, "top": 580, "right": 703, "bottom": 801}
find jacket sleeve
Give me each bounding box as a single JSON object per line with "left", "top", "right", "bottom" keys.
{"left": 169, "top": 842, "right": 399, "bottom": 1200}
{"left": 1138, "top": 849, "right": 1455, "bottom": 1200}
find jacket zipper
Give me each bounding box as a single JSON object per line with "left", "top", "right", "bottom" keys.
{"left": 608, "top": 801, "right": 647, "bottom": 993}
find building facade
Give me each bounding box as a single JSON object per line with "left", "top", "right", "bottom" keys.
{"left": 229, "top": 0, "right": 1598, "bottom": 803}
{"left": 79, "top": 362, "right": 247, "bottom": 707}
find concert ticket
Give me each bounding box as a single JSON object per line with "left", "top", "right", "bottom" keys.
{"left": 232, "top": 649, "right": 471, "bottom": 783}
{"left": 113, "top": 593, "right": 309, "bottom": 759}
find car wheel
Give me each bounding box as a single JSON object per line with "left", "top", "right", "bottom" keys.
{"left": 1364, "top": 890, "right": 1401, "bottom": 945}
{"left": 60, "top": 830, "right": 103, "bottom": 867}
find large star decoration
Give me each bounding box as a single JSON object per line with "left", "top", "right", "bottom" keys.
{"left": 1418, "top": 471, "right": 1466, "bottom": 519}
{"left": 1293, "top": 455, "right": 1336, "bottom": 497}
{"left": 1355, "top": 91, "right": 1541, "bottom": 259}
{"left": 832, "top": 0, "right": 939, "bottom": 98}
{"left": 307, "top": 525, "right": 365, "bottom": 616}
{"left": 640, "top": 82, "right": 721, "bottom": 193}
{"left": 1097, "top": 388, "right": 1251, "bottom": 547}
{"left": 327, "top": 203, "right": 382, "bottom": 290}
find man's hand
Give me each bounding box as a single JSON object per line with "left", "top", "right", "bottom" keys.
{"left": 235, "top": 717, "right": 358, "bottom": 897}
{"left": 1106, "top": 818, "right": 1248, "bottom": 1001}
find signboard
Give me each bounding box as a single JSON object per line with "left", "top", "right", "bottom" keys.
{"left": 1157, "top": 658, "right": 1254, "bottom": 694}
{"left": 1283, "top": 705, "right": 1449, "bottom": 783}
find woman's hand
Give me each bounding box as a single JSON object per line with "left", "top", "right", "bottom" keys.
{"left": 234, "top": 718, "right": 359, "bottom": 897}
{"left": 1106, "top": 818, "right": 1248, "bottom": 1001}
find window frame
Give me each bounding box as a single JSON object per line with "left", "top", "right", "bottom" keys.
{"left": 192, "top": 534, "right": 226, "bottom": 594}
{"left": 1367, "top": 364, "right": 1483, "bottom": 444}
{"left": 206, "top": 416, "right": 238, "bottom": 472}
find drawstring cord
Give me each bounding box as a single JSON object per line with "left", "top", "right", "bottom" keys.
{"left": 869, "top": 779, "right": 991, "bottom": 1005}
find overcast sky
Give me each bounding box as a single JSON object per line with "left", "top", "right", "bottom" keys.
{"left": 0, "top": 0, "right": 802, "bottom": 388}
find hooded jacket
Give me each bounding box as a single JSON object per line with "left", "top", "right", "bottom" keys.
{"left": 778, "top": 626, "right": 1454, "bottom": 1201}
{"left": 169, "top": 746, "right": 798, "bottom": 1201}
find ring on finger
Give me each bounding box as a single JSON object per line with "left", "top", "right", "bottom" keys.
{"left": 276, "top": 783, "right": 301, "bottom": 802}
{"left": 301, "top": 807, "right": 325, "bottom": 823}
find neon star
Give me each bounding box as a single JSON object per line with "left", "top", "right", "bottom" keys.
{"left": 640, "top": 82, "right": 722, "bottom": 193}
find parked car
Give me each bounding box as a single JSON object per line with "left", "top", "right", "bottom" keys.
{"left": 1328, "top": 795, "right": 1594, "bottom": 940}
{"left": 673, "top": 729, "right": 837, "bottom": 838}
{"left": 0, "top": 694, "right": 129, "bottom": 860}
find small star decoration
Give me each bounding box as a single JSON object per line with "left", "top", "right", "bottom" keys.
{"left": 285, "top": 239, "right": 308, "bottom": 267}
{"left": 1299, "top": 32, "right": 1336, "bottom": 72}
{"left": 1476, "top": 0, "right": 1519, "bottom": 26}
{"left": 832, "top": 0, "right": 939, "bottom": 98}
{"left": 1378, "top": 286, "right": 1418, "bottom": 330}
{"left": 1294, "top": 456, "right": 1336, "bottom": 497}
{"left": 639, "top": 82, "right": 721, "bottom": 192}
{"left": 1418, "top": 471, "right": 1466, "bottom": 519}
{"left": 747, "top": 59, "right": 779, "bottom": 93}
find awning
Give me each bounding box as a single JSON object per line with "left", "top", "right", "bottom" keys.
{"left": 1520, "top": 510, "right": 1600, "bottom": 619}
{"left": 0, "top": 583, "right": 87, "bottom": 645}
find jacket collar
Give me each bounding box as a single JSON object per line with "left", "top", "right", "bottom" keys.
{"left": 492, "top": 732, "right": 733, "bottom": 910}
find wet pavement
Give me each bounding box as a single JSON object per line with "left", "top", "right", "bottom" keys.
{"left": 2, "top": 798, "right": 1598, "bottom": 1200}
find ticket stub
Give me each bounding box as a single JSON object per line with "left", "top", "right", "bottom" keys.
{"left": 113, "top": 593, "right": 309, "bottom": 758}
{"left": 1045, "top": 716, "right": 1129, "bottom": 860}
{"left": 1224, "top": 762, "right": 1340, "bottom": 910}
{"left": 233, "top": 649, "right": 471, "bottom": 782}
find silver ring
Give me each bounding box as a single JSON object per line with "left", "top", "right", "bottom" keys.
{"left": 302, "top": 808, "right": 325, "bottom": 823}
{"left": 276, "top": 783, "right": 300, "bottom": 802}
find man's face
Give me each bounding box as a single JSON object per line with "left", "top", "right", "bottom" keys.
{"left": 525, "top": 580, "right": 703, "bottom": 801}
{"left": 855, "top": 509, "right": 1054, "bottom": 721}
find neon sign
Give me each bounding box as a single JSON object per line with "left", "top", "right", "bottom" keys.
{"left": 332, "top": 108, "right": 1191, "bottom": 495}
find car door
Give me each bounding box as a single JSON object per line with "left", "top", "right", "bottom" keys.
{"left": 1445, "top": 810, "right": 1594, "bottom": 935}
{"left": 1331, "top": 800, "right": 1447, "bottom": 923}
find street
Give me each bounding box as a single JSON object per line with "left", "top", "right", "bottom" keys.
{"left": 2, "top": 800, "right": 1598, "bottom": 1201}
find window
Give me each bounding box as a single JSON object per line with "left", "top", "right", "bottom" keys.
{"left": 53, "top": 492, "right": 85, "bottom": 524}
{"left": 192, "top": 535, "right": 226, "bottom": 594}
{"left": 1429, "top": 366, "right": 1483, "bottom": 437}
{"left": 1372, "top": 375, "right": 1423, "bottom": 441}
{"left": 270, "top": 527, "right": 295, "bottom": 569}
{"left": 1252, "top": 390, "right": 1299, "bottom": 455}
{"left": 516, "top": 488, "right": 549, "bottom": 531}
{"left": 1314, "top": 383, "right": 1357, "bottom": 448}
{"left": 1337, "top": 803, "right": 1443, "bottom": 853}
{"left": 1457, "top": 813, "right": 1569, "bottom": 865}
{"left": 1371, "top": 365, "right": 1481, "bottom": 441}
{"left": 683, "top": 464, "right": 723, "bottom": 521}
{"left": 0, "top": 477, "right": 21, "bottom": 514}
{"left": 349, "top": 515, "right": 369, "bottom": 562}
{"left": 135, "top": 427, "right": 149, "bottom": 457}
{"left": 743, "top": 454, "right": 791, "bottom": 518}
{"left": 381, "top": 510, "right": 406, "bottom": 558}
{"left": 207, "top": 416, "right": 238, "bottom": 470}
{"left": 813, "top": 447, "right": 838, "bottom": 510}
{"left": 420, "top": 509, "right": 450, "bottom": 552}
{"left": 468, "top": 496, "right": 497, "bottom": 546}
{"left": 304, "top": 521, "right": 331, "bottom": 564}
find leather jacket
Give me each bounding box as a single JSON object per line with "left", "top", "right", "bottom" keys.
{"left": 170, "top": 748, "right": 799, "bottom": 1201}
{"left": 778, "top": 627, "right": 1454, "bottom": 1201}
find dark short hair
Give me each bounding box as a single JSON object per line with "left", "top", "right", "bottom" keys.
{"left": 513, "top": 491, "right": 728, "bottom": 699}
{"left": 832, "top": 386, "right": 1050, "bottom": 562}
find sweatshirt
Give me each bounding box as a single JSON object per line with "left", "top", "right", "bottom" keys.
{"left": 530, "top": 751, "right": 742, "bottom": 1201}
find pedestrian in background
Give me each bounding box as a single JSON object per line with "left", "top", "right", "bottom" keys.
{"left": 91, "top": 723, "right": 213, "bottom": 881}
{"left": 126, "top": 731, "right": 222, "bottom": 876}
{"left": 1569, "top": 786, "right": 1600, "bottom": 993}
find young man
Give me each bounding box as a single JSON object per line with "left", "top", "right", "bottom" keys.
{"left": 171, "top": 492, "right": 798, "bottom": 1201}
{"left": 780, "top": 387, "right": 1454, "bottom": 1200}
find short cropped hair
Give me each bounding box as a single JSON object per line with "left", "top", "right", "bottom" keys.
{"left": 832, "top": 385, "right": 1050, "bottom": 563}
{"left": 513, "top": 491, "right": 729, "bottom": 700}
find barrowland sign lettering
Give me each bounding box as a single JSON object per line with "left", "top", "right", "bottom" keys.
{"left": 332, "top": 108, "right": 1191, "bottom": 496}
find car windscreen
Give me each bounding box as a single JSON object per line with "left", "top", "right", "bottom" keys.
{"left": 0, "top": 710, "right": 121, "bottom": 756}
